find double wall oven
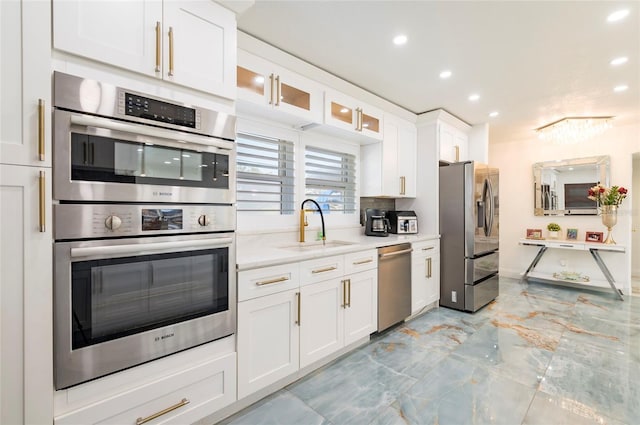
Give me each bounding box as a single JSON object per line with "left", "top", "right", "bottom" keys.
{"left": 52, "top": 72, "right": 237, "bottom": 389}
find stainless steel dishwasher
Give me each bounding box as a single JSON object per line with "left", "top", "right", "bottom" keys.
{"left": 378, "top": 243, "right": 412, "bottom": 332}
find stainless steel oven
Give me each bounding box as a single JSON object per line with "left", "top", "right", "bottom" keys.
{"left": 53, "top": 71, "right": 236, "bottom": 204}
{"left": 53, "top": 204, "right": 236, "bottom": 389}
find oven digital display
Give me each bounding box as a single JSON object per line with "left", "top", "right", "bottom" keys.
{"left": 124, "top": 93, "right": 196, "bottom": 128}
{"left": 142, "top": 209, "right": 183, "bottom": 231}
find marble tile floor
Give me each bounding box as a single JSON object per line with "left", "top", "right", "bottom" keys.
{"left": 219, "top": 277, "right": 639, "bottom": 425}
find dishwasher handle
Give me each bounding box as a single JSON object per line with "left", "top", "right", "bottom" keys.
{"left": 378, "top": 248, "right": 413, "bottom": 259}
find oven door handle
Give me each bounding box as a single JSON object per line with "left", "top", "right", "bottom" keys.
{"left": 69, "top": 114, "right": 235, "bottom": 151}
{"left": 70, "top": 238, "right": 233, "bottom": 258}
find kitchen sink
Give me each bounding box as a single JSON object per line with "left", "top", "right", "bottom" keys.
{"left": 278, "top": 240, "right": 356, "bottom": 251}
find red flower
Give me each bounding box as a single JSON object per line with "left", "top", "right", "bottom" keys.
{"left": 599, "top": 187, "right": 605, "bottom": 193}
{"left": 618, "top": 187, "right": 628, "bottom": 195}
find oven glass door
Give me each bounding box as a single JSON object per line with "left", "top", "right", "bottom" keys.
{"left": 70, "top": 133, "right": 229, "bottom": 190}
{"left": 70, "top": 247, "right": 228, "bottom": 349}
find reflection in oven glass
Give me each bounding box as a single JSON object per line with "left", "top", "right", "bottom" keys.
{"left": 142, "top": 209, "right": 183, "bottom": 231}
{"left": 71, "top": 248, "right": 229, "bottom": 349}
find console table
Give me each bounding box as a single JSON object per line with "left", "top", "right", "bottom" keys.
{"left": 519, "top": 238, "right": 625, "bottom": 300}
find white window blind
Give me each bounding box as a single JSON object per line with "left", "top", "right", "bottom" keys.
{"left": 305, "top": 146, "right": 356, "bottom": 213}
{"left": 236, "top": 133, "right": 295, "bottom": 214}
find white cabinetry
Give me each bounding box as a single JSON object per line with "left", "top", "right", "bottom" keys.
{"left": 0, "top": 2, "right": 52, "bottom": 424}
{"left": 237, "top": 263, "right": 300, "bottom": 399}
{"left": 361, "top": 114, "right": 417, "bottom": 197}
{"left": 237, "top": 249, "right": 377, "bottom": 398}
{"left": 439, "top": 120, "right": 469, "bottom": 163}
{"left": 237, "top": 50, "right": 324, "bottom": 126}
{"left": 54, "top": 341, "right": 236, "bottom": 425}
{"left": 52, "top": 0, "right": 237, "bottom": 99}
{"left": 411, "top": 239, "right": 440, "bottom": 314}
{"left": 324, "top": 89, "right": 384, "bottom": 141}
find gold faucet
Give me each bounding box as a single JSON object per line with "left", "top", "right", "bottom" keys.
{"left": 299, "top": 199, "right": 326, "bottom": 243}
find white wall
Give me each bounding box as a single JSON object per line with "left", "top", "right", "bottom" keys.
{"left": 633, "top": 154, "right": 640, "bottom": 278}
{"left": 490, "top": 122, "right": 638, "bottom": 293}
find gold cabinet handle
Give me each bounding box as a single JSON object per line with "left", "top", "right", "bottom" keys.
{"left": 347, "top": 278, "right": 351, "bottom": 307}
{"left": 38, "top": 171, "right": 46, "bottom": 232}
{"left": 295, "top": 292, "right": 301, "bottom": 325}
{"left": 400, "top": 176, "right": 406, "bottom": 195}
{"left": 155, "top": 21, "right": 161, "bottom": 72}
{"left": 38, "top": 99, "right": 45, "bottom": 161}
{"left": 341, "top": 279, "right": 347, "bottom": 308}
{"left": 426, "top": 257, "right": 432, "bottom": 278}
{"left": 268, "top": 73, "right": 275, "bottom": 105}
{"left": 311, "top": 266, "right": 337, "bottom": 274}
{"left": 356, "top": 108, "right": 362, "bottom": 131}
{"left": 455, "top": 145, "right": 460, "bottom": 162}
{"left": 168, "top": 27, "right": 174, "bottom": 76}
{"left": 136, "top": 398, "right": 189, "bottom": 425}
{"left": 256, "top": 276, "right": 289, "bottom": 286}
{"left": 275, "top": 75, "right": 281, "bottom": 106}
{"left": 352, "top": 259, "right": 373, "bottom": 265}
{"left": 422, "top": 246, "right": 434, "bottom": 251}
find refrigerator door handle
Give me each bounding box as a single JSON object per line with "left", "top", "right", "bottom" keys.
{"left": 486, "top": 178, "right": 494, "bottom": 236}
{"left": 481, "top": 178, "right": 490, "bottom": 236}
{"left": 477, "top": 200, "right": 485, "bottom": 228}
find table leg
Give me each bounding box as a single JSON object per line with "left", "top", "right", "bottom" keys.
{"left": 521, "top": 246, "right": 547, "bottom": 282}
{"left": 589, "top": 248, "right": 624, "bottom": 301}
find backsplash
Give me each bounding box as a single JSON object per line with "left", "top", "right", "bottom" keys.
{"left": 359, "top": 197, "right": 396, "bottom": 225}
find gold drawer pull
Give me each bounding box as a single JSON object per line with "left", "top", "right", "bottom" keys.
{"left": 39, "top": 171, "right": 46, "bottom": 232}
{"left": 352, "top": 259, "right": 373, "bottom": 265}
{"left": 311, "top": 266, "right": 337, "bottom": 274}
{"left": 136, "top": 398, "right": 189, "bottom": 425}
{"left": 422, "top": 246, "right": 434, "bottom": 251}
{"left": 38, "top": 99, "right": 45, "bottom": 161}
{"left": 256, "top": 276, "right": 289, "bottom": 286}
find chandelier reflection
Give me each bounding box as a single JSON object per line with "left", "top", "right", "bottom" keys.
{"left": 536, "top": 116, "right": 613, "bottom": 144}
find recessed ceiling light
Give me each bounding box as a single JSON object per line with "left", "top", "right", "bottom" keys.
{"left": 393, "top": 34, "right": 408, "bottom": 45}
{"left": 607, "top": 9, "right": 629, "bottom": 22}
{"left": 610, "top": 57, "right": 628, "bottom": 66}
{"left": 614, "top": 85, "right": 629, "bottom": 92}
{"left": 468, "top": 94, "right": 480, "bottom": 102}
{"left": 439, "top": 70, "right": 452, "bottom": 79}
{"left": 489, "top": 111, "right": 499, "bottom": 118}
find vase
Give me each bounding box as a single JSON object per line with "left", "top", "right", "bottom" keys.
{"left": 548, "top": 230, "right": 559, "bottom": 239}
{"left": 600, "top": 205, "right": 617, "bottom": 244}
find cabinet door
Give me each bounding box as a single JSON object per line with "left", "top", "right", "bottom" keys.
{"left": 397, "top": 120, "right": 417, "bottom": 197}
{"left": 1, "top": 0, "right": 51, "bottom": 167}
{"left": 360, "top": 104, "right": 384, "bottom": 141}
{"left": 438, "top": 122, "right": 457, "bottom": 163}
{"left": 237, "top": 290, "right": 299, "bottom": 399}
{"left": 1, "top": 165, "right": 53, "bottom": 425}
{"left": 380, "top": 117, "right": 400, "bottom": 197}
{"left": 163, "top": 0, "right": 237, "bottom": 98}
{"left": 52, "top": 0, "right": 162, "bottom": 78}
{"left": 324, "top": 90, "right": 357, "bottom": 133}
{"left": 299, "top": 279, "right": 343, "bottom": 368}
{"left": 275, "top": 67, "right": 324, "bottom": 124}
{"left": 343, "top": 269, "right": 377, "bottom": 345}
{"left": 411, "top": 249, "right": 440, "bottom": 314}
{"left": 237, "top": 50, "right": 272, "bottom": 107}
{"left": 425, "top": 252, "right": 441, "bottom": 306}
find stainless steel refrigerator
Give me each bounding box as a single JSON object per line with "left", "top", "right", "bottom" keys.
{"left": 439, "top": 161, "right": 499, "bottom": 312}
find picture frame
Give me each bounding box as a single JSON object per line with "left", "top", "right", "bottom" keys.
{"left": 526, "top": 228, "right": 543, "bottom": 239}
{"left": 585, "top": 231, "right": 603, "bottom": 243}
{"left": 566, "top": 228, "right": 578, "bottom": 240}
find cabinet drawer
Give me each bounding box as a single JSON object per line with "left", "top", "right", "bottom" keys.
{"left": 55, "top": 353, "right": 236, "bottom": 425}
{"left": 343, "top": 249, "right": 377, "bottom": 274}
{"left": 300, "top": 255, "right": 344, "bottom": 286}
{"left": 412, "top": 240, "right": 440, "bottom": 257}
{"left": 238, "top": 263, "right": 300, "bottom": 302}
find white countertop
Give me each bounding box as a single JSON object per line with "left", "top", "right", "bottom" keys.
{"left": 237, "top": 232, "right": 440, "bottom": 271}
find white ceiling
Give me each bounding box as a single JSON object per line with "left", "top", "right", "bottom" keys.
{"left": 235, "top": 1, "right": 640, "bottom": 144}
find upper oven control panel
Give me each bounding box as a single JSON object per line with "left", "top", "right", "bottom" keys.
{"left": 118, "top": 91, "right": 201, "bottom": 129}
{"left": 53, "top": 204, "right": 235, "bottom": 240}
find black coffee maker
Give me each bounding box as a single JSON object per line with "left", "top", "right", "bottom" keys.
{"left": 365, "top": 208, "right": 390, "bottom": 237}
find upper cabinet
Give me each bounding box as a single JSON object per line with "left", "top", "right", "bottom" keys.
{"left": 324, "top": 90, "right": 384, "bottom": 141}
{"left": 439, "top": 120, "right": 469, "bottom": 163}
{"left": 236, "top": 50, "right": 324, "bottom": 126}
{"left": 1, "top": 0, "right": 51, "bottom": 167}
{"left": 52, "top": 0, "right": 237, "bottom": 99}
{"left": 361, "top": 114, "right": 417, "bottom": 198}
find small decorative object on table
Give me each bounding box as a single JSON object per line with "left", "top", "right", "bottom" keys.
{"left": 526, "top": 228, "right": 543, "bottom": 239}
{"left": 587, "top": 184, "right": 627, "bottom": 244}
{"left": 553, "top": 271, "right": 590, "bottom": 283}
{"left": 585, "top": 231, "right": 604, "bottom": 243}
{"left": 566, "top": 228, "right": 578, "bottom": 240}
{"left": 547, "top": 222, "right": 561, "bottom": 239}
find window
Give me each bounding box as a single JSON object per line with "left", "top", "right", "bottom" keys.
{"left": 236, "top": 133, "right": 295, "bottom": 214}
{"left": 304, "top": 145, "right": 356, "bottom": 214}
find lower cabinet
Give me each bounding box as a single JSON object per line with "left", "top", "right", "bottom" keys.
{"left": 237, "top": 249, "right": 378, "bottom": 398}
{"left": 411, "top": 240, "right": 441, "bottom": 314}
{"left": 54, "top": 349, "right": 236, "bottom": 425}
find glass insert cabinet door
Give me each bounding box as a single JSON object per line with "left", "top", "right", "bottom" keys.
{"left": 533, "top": 155, "right": 609, "bottom": 216}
